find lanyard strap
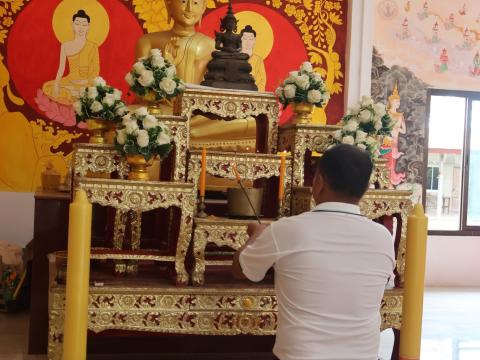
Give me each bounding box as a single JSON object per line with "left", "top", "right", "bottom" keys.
{"left": 312, "top": 210, "right": 365, "bottom": 217}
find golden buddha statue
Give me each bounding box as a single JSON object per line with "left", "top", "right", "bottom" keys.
{"left": 43, "top": 10, "right": 100, "bottom": 105}
{"left": 135, "top": 0, "right": 257, "bottom": 151}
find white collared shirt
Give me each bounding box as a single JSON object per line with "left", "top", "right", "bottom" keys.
{"left": 239, "top": 202, "right": 395, "bottom": 360}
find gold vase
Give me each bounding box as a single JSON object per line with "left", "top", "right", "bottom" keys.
{"left": 140, "top": 91, "right": 174, "bottom": 115}
{"left": 126, "top": 154, "right": 151, "bottom": 181}
{"left": 292, "top": 102, "right": 314, "bottom": 125}
{"left": 104, "top": 122, "right": 117, "bottom": 144}
{"left": 86, "top": 119, "right": 109, "bottom": 144}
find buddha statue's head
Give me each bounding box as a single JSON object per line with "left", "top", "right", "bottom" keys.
{"left": 72, "top": 9, "right": 90, "bottom": 38}
{"left": 220, "top": 1, "right": 238, "bottom": 33}
{"left": 240, "top": 25, "right": 256, "bottom": 54}
{"left": 166, "top": 0, "right": 207, "bottom": 28}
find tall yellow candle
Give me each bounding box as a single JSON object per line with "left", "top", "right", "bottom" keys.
{"left": 399, "top": 204, "right": 428, "bottom": 360}
{"left": 278, "top": 151, "right": 286, "bottom": 200}
{"left": 200, "top": 147, "right": 207, "bottom": 197}
{"left": 62, "top": 189, "right": 92, "bottom": 360}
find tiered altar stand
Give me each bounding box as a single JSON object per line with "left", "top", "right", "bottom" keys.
{"left": 46, "top": 87, "right": 412, "bottom": 359}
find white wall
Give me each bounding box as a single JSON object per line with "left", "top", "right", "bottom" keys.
{"left": 344, "top": 0, "right": 374, "bottom": 109}
{"left": 0, "top": 192, "right": 35, "bottom": 247}
{"left": 425, "top": 236, "right": 480, "bottom": 287}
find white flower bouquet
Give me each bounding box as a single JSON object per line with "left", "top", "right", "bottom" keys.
{"left": 125, "top": 48, "right": 185, "bottom": 102}
{"left": 73, "top": 77, "right": 128, "bottom": 124}
{"left": 275, "top": 62, "right": 330, "bottom": 108}
{"left": 332, "top": 96, "right": 395, "bottom": 158}
{"left": 115, "top": 107, "right": 172, "bottom": 161}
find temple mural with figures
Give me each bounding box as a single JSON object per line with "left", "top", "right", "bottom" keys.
{"left": 371, "top": 0, "right": 480, "bottom": 201}
{"left": 0, "top": 0, "right": 347, "bottom": 192}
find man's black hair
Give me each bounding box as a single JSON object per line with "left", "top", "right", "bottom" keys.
{"left": 315, "top": 144, "right": 373, "bottom": 199}
{"left": 240, "top": 25, "right": 257, "bottom": 37}
{"left": 73, "top": 10, "right": 90, "bottom": 23}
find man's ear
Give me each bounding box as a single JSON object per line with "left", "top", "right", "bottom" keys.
{"left": 312, "top": 171, "right": 324, "bottom": 199}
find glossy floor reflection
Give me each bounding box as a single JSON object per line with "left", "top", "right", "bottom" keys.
{"left": 1, "top": 288, "right": 479, "bottom": 359}
{"left": 379, "top": 288, "right": 480, "bottom": 359}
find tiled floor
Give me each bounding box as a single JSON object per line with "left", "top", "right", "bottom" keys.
{"left": 379, "top": 288, "right": 480, "bottom": 359}
{"left": 1, "top": 288, "right": 479, "bottom": 359}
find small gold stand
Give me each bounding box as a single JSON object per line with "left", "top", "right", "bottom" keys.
{"left": 277, "top": 199, "right": 283, "bottom": 220}
{"left": 197, "top": 196, "right": 207, "bottom": 218}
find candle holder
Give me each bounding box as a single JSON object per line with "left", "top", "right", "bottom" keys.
{"left": 277, "top": 198, "right": 283, "bottom": 220}
{"left": 197, "top": 196, "right": 208, "bottom": 218}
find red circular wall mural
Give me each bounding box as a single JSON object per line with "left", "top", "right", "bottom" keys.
{"left": 7, "top": 0, "right": 143, "bottom": 117}
{"left": 200, "top": 3, "right": 308, "bottom": 123}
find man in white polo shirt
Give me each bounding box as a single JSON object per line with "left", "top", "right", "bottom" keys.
{"left": 232, "top": 144, "right": 395, "bottom": 360}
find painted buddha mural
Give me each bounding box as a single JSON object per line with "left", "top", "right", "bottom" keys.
{"left": 42, "top": 10, "right": 100, "bottom": 105}
{"left": 135, "top": 0, "right": 257, "bottom": 151}
{"left": 240, "top": 25, "right": 266, "bottom": 92}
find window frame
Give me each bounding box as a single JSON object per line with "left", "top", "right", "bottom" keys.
{"left": 424, "top": 88, "right": 480, "bottom": 236}
{"left": 426, "top": 166, "right": 440, "bottom": 191}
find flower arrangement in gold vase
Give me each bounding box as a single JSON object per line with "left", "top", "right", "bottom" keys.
{"left": 114, "top": 107, "right": 172, "bottom": 181}
{"left": 73, "top": 77, "right": 128, "bottom": 144}
{"left": 125, "top": 49, "right": 185, "bottom": 114}
{"left": 275, "top": 62, "right": 330, "bottom": 124}
{"left": 332, "top": 96, "right": 395, "bottom": 159}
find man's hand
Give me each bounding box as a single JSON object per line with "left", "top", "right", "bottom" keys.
{"left": 232, "top": 223, "right": 269, "bottom": 280}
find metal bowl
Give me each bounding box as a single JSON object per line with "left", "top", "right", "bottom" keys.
{"left": 227, "top": 188, "right": 264, "bottom": 218}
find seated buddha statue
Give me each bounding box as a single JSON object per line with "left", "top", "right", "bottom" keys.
{"left": 201, "top": 2, "right": 257, "bottom": 91}
{"left": 42, "top": 10, "right": 99, "bottom": 105}
{"left": 135, "top": 0, "right": 257, "bottom": 151}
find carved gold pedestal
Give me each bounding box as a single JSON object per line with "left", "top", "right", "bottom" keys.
{"left": 192, "top": 217, "right": 275, "bottom": 285}
{"left": 77, "top": 178, "right": 195, "bottom": 285}
{"left": 278, "top": 124, "right": 340, "bottom": 186}
{"left": 188, "top": 150, "right": 292, "bottom": 217}
{"left": 291, "top": 187, "right": 413, "bottom": 286}
{"left": 175, "top": 87, "right": 279, "bottom": 153}
{"left": 47, "top": 276, "right": 402, "bottom": 360}
{"left": 72, "top": 143, "right": 129, "bottom": 183}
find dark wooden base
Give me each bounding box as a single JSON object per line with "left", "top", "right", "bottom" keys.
{"left": 200, "top": 80, "right": 258, "bottom": 91}
{"left": 87, "top": 333, "right": 275, "bottom": 358}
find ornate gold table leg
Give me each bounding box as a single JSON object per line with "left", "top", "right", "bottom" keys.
{"left": 174, "top": 198, "right": 195, "bottom": 285}
{"left": 48, "top": 308, "right": 64, "bottom": 360}
{"left": 126, "top": 210, "right": 142, "bottom": 275}
{"left": 113, "top": 210, "right": 128, "bottom": 275}
{"left": 292, "top": 139, "right": 307, "bottom": 186}
{"left": 192, "top": 228, "right": 208, "bottom": 286}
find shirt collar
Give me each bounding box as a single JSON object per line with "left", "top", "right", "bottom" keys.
{"left": 312, "top": 202, "right": 361, "bottom": 215}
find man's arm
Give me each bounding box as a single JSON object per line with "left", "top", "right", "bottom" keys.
{"left": 232, "top": 223, "right": 273, "bottom": 281}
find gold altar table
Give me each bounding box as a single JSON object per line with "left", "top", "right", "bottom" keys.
{"left": 192, "top": 217, "right": 275, "bottom": 286}
{"left": 47, "top": 268, "right": 403, "bottom": 360}
{"left": 278, "top": 124, "right": 340, "bottom": 186}
{"left": 77, "top": 178, "right": 196, "bottom": 285}
{"left": 174, "top": 87, "right": 279, "bottom": 154}
{"left": 187, "top": 150, "right": 292, "bottom": 217}
{"left": 72, "top": 143, "right": 129, "bottom": 180}
{"left": 72, "top": 114, "right": 188, "bottom": 182}
{"left": 291, "top": 187, "right": 413, "bottom": 286}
